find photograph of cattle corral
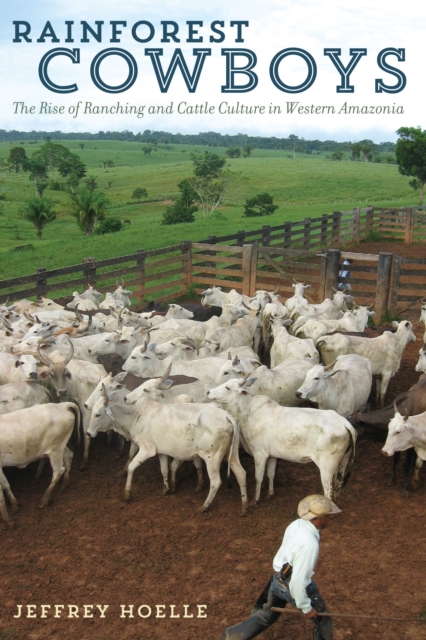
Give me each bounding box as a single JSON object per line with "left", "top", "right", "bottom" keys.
{"left": 1, "top": 129, "right": 426, "bottom": 640}
{"left": 1, "top": 234, "right": 426, "bottom": 640}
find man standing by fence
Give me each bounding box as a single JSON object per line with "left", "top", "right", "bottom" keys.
{"left": 220, "top": 494, "right": 340, "bottom": 640}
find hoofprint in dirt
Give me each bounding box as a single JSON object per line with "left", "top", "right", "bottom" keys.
{"left": 1, "top": 240, "right": 426, "bottom": 640}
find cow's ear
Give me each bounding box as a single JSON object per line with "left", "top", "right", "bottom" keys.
{"left": 65, "top": 370, "right": 72, "bottom": 379}
{"left": 15, "top": 360, "right": 21, "bottom": 368}
{"left": 39, "top": 371, "right": 49, "bottom": 379}
{"left": 240, "top": 389, "right": 249, "bottom": 395}
{"left": 109, "top": 391, "right": 120, "bottom": 403}
{"left": 325, "top": 369, "right": 340, "bottom": 378}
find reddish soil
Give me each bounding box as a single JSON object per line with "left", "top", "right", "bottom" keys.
{"left": 1, "top": 241, "right": 426, "bottom": 640}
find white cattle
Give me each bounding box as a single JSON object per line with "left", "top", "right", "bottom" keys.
{"left": 382, "top": 407, "right": 426, "bottom": 486}
{"left": 420, "top": 302, "right": 426, "bottom": 343}
{"left": 262, "top": 301, "right": 289, "bottom": 349}
{"left": 204, "top": 305, "right": 262, "bottom": 354}
{"left": 147, "top": 303, "right": 194, "bottom": 326}
{"left": 88, "top": 387, "right": 248, "bottom": 514}
{"left": 213, "top": 357, "right": 315, "bottom": 407}
{"left": 294, "top": 306, "right": 375, "bottom": 342}
{"left": 200, "top": 286, "right": 252, "bottom": 308}
{"left": 79, "top": 285, "right": 103, "bottom": 307}
{"left": 269, "top": 318, "right": 319, "bottom": 368}
{"left": 207, "top": 378, "right": 356, "bottom": 503}
{"left": 285, "top": 283, "right": 312, "bottom": 313}
{"left": 67, "top": 293, "right": 98, "bottom": 311}
{"left": 416, "top": 346, "right": 426, "bottom": 373}
{"left": 37, "top": 341, "right": 106, "bottom": 467}
{"left": 112, "top": 282, "right": 132, "bottom": 308}
{"left": 296, "top": 355, "right": 373, "bottom": 418}
{"left": 0, "top": 382, "right": 51, "bottom": 415}
{"left": 0, "top": 402, "right": 80, "bottom": 527}
{"left": 0, "top": 353, "right": 39, "bottom": 384}
{"left": 290, "top": 290, "right": 353, "bottom": 323}
{"left": 317, "top": 320, "right": 416, "bottom": 407}
{"left": 87, "top": 327, "right": 149, "bottom": 359}
{"left": 123, "top": 344, "right": 258, "bottom": 385}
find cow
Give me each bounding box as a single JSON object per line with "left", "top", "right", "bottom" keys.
{"left": 382, "top": 407, "right": 426, "bottom": 488}
{"left": 213, "top": 357, "right": 314, "bottom": 407}
{"left": 296, "top": 355, "right": 373, "bottom": 418}
{"left": 141, "top": 300, "right": 222, "bottom": 323}
{"left": 0, "top": 353, "right": 39, "bottom": 384}
{"left": 317, "top": 320, "right": 416, "bottom": 407}
{"left": 416, "top": 346, "right": 426, "bottom": 373}
{"left": 87, "top": 386, "right": 248, "bottom": 514}
{"left": 0, "top": 402, "right": 80, "bottom": 528}
{"left": 207, "top": 378, "right": 356, "bottom": 503}
{"left": 269, "top": 318, "right": 319, "bottom": 367}
{"left": 0, "top": 382, "right": 51, "bottom": 415}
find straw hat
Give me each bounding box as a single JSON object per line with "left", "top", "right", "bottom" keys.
{"left": 297, "top": 495, "right": 342, "bottom": 521}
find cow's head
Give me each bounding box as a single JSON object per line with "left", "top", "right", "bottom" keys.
{"left": 38, "top": 339, "right": 73, "bottom": 397}
{"left": 382, "top": 405, "right": 415, "bottom": 457}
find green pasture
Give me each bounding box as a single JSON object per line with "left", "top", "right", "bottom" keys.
{"left": 0, "top": 139, "right": 416, "bottom": 280}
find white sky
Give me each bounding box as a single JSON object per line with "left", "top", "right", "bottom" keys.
{"left": 1, "top": 0, "right": 425, "bottom": 142}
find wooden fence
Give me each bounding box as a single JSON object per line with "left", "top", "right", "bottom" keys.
{"left": 1, "top": 205, "right": 425, "bottom": 315}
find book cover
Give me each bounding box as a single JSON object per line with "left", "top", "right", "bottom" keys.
{"left": 1, "top": 2, "right": 425, "bottom": 640}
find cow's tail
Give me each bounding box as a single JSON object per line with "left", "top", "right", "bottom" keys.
{"left": 67, "top": 402, "right": 81, "bottom": 447}
{"left": 226, "top": 415, "right": 239, "bottom": 488}
{"left": 334, "top": 422, "right": 357, "bottom": 497}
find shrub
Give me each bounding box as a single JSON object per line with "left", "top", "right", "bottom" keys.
{"left": 95, "top": 217, "right": 123, "bottom": 235}
{"left": 243, "top": 192, "right": 279, "bottom": 217}
{"left": 162, "top": 179, "right": 198, "bottom": 225}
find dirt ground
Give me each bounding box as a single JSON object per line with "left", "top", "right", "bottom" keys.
{"left": 1, "top": 240, "right": 426, "bottom": 640}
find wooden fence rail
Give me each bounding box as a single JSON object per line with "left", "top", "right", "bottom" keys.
{"left": 1, "top": 205, "right": 425, "bottom": 314}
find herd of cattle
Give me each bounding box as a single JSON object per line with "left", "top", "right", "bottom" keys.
{"left": 1, "top": 280, "right": 425, "bottom": 528}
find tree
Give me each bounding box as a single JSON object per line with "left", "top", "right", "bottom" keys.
{"left": 350, "top": 142, "right": 361, "bottom": 161}
{"left": 26, "top": 157, "right": 48, "bottom": 196}
{"left": 187, "top": 152, "right": 235, "bottom": 218}
{"left": 8, "top": 147, "right": 28, "bottom": 172}
{"left": 33, "top": 142, "right": 86, "bottom": 182}
{"left": 191, "top": 151, "right": 226, "bottom": 178}
{"left": 79, "top": 143, "right": 85, "bottom": 150}
{"left": 162, "top": 180, "right": 198, "bottom": 225}
{"left": 242, "top": 145, "right": 254, "bottom": 158}
{"left": 331, "top": 148, "right": 344, "bottom": 161}
{"left": 84, "top": 175, "right": 98, "bottom": 192}
{"left": 243, "top": 192, "right": 279, "bottom": 217}
{"left": 95, "top": 217, "right": 123, "bottom": 234}
{"left": 22, "top": 197, "right": 56, "bottom": 238}
{"left": 69, "top": 187, "right": 109, "bottom": 236}
{"left": 225, "top": 146, "right": 242, "bottom": 158}
{"left": 142, "top": 145, "right": 153, "bottom": 156}
{"left": 395, "top": 127, "right": 426, "bottom": 206}
{"left": 132, "top": 187, "right": 148, "bottom": 203}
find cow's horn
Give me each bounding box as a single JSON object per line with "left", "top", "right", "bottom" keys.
{"left": 393, "top": 400, "right": 400, "bottom": 416}
{"left": 232, "top": 355, "right": 239, "bottom": 365}
{"left": 323, "top": 361, "right": 336, "bottom": 371}
{"left": 272, "top": 285, "right": 280, "bottom": 294}
{"left": 404, "top": 408, "right": 409, "bottom": 422}
{"left": 62, "top": 337, "right": 75, "bottom": 365}
{"left": 102, "top": 384, "right": 109, "bottom": 405}
{"left": 121, "top": 277, "right": 125, "bottom": 286}
{"left": 160, "top": 362, "right": 172, "bottom": 382}
{"left": 37, "top": 341, "right": 53, "bottom": 366}
{"left": 228, "top": 351, "right": 232, "bottom": 360}
{"left": 238, "top": 372, "right": 251, "bottom": 386}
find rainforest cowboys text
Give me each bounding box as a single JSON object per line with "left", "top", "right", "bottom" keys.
{"left": 12, "top": 20, "right": 407, "bottom": 95}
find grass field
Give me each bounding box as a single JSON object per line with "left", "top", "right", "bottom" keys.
{"left": 0, "top": 139, "right": 417, "bottom": 280}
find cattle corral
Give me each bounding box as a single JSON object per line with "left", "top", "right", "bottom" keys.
{"left": 1, "top": 240, "right": 426, "bottom": 640}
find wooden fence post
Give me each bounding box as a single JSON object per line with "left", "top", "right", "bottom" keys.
{"left": 249, "top": 242, "right": 258, "bottom": 296}
{"left": 283, "top": 222, "right": 292, "bottom": 249}
{"left": 181, "top": 240, "right": 192, "bottom": 294}
{"left": 319, "top": 253, "right": 328, "bottom": 301}
{"left": 303, "top": 218, "right": 311, "bottom": 250}
{"left": 36, "top": 267, "right": 47, "bottom": 299}
{"left": 237, "top": 229, "right": 246, "bottom": 247}
{"left": 375, "top": 252, "right": 393, "bottom": 320}
{"left": 83, "top": 257, "right": 96, "bottom": 287}
{"left": 365, "top": 207, "right": 374, "bottom": 238}
{"left": 332, "top": 212, "right": 342, "bottom": 248}
{"left": 404, "top": 208, "right": 414, "bottom": 244}
{"left": 242, "top": 244, "right": 254, "bottom": 296}
{"left": 353, "top": 208, "right": 361, "bottom": 244}
{"left": 136, "top": 249, "right": 146, "bottom": 302}
{"left": 389, "top": 254, "right": 402, "bottom": 315}
{"left": 262, "top": 225, "right": 271, "bottom": 247}
{"left": 320, "top": 215, "right": 328, "bottom": 248}
{"left": 324, "top": 249, "right": 340, "bottom": 298}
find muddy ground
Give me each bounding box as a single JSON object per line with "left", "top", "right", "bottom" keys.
{"left": 1, "top": 240, "right": 426, "bottom": 640}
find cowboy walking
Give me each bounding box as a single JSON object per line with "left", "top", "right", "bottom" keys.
{"left": 220, "top": 494, "right": 341, "bottom": 640}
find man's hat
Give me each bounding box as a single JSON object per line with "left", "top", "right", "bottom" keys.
{"left": 297, "top": 494, "right": 342, "bottom": 521}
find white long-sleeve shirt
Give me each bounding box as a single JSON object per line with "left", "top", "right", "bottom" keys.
{"left": 272, "top": 519, "right": 320, "bottom": 613}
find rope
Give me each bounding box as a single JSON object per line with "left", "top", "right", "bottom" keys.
{"left": 270, "top": 607, "right": 426, "bottom": 622}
